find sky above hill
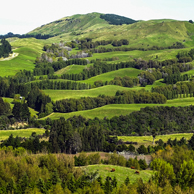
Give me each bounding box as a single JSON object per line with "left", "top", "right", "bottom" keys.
{"left": 0, "top": 0, "right": 194, "bottom": 35}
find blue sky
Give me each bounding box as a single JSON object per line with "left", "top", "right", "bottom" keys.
{"left": 0, "top": 0, "right": 193, "bottom": 35}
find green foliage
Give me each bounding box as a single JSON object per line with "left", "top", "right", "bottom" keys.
{"left": 0, "top": 38, "right": 12, "bottom": 58}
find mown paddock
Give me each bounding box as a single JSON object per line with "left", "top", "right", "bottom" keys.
{"left": 0, "top": 128, "right": 46, "bottom": 141}
{"left": 77, "top": 68, "right": 142, "bottom": 84}
{"left": 82, "top": 164, "right": 154, "bottom": 186}
{"left": 40, "top": 97, "right": 194, "bottom": 120}
{"left": 43, "top": 80, "right": 165, "bottom": 101}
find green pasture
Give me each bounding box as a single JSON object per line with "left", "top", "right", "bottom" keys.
{"left": 43, "top": 85, "right": 143, "bottom": 101}
{"left": 0, "top": 38, "right": 46, "bottom": 77}
{"left": 118, "top": 133, "right": 193, "bottom": 145}
{"left": 43, "top": 79, "right": 165, "bottom": 101}
{"left": 40, "top": 97, "right": 194, "bottom": 120}
{"left": 0, "top": 128, "right": 45, "bottom": 141}
{"left": 54, "top": 64, "right": 93, "bottom": 75}
{"left": 83, "top": 164, "right": 154, "bottom": 186}
{"left": 78, "top": 68, "right": 142, "bottom": 84}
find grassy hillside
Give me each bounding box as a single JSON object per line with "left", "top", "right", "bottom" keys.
{"left": 28, "top": 12, "right": 194, "bottom": 49}
{"left": 118, "top": 133, "right": 193, "bottom": 146}
{"left": 0, "top": 38, "right": 46, "bottom": 76}
{"left": 78, "top": 68, "right": 142, "bottom": 84}
{"left": 0, "top": 128, "right": 45, "bottom": 141}
{"left": 43, "top": 85, "right": 143, "bottom": 101}
{"left": 83, "top": 165, "right": 153, "bottom": 185}
{"left": 28, "top": 12, "right": 110, "bottom": 36}
{"left": 40, "top": 97, "right": 194, "bottom": 120}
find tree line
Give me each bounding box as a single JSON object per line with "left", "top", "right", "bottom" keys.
{"left": 0, "top": 32, "right": 54, "bottom": 39}
{"left": 89, "top": 42, "right": 185, "bottom": 54}
{"left": 54, "top": 90, "right": 166, "bottom": 113}
{"left": 152, "top": 81, "right": 194, "bottom": 99}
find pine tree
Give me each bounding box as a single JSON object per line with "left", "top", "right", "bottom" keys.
{"left": 124, "top": 176, "right": 130, "bottom": 186}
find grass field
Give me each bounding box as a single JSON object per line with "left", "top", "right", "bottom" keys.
{"left": 40, "top": 97, "right": 194, "bottom": 120}
{"left": 0, "top": 38, "right": 46, "bottom": 77}
{"left": 82, "top": 164, "right": 154, "bottom": 186}
{"left": 77, "top": 68, "right": 142, "bottom": 84}
{"left": 43, "top": 85, "right": 143, "bottom": 101}
{"left": 0, "top": 128, "right": 45, "bottom": 141}
{"left": 118, "top": 133, "right": 193, "bottom": 146}
{"left": 54, "top": 64, "right": 93, "bottom": 75}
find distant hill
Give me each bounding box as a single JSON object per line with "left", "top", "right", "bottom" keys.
{"left": 27, "top": 12, "right": 137, "bottom": 37}
{"left": 27, "top": 12, "right": 194, "bottom": 49}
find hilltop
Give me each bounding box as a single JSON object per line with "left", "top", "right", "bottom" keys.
{"left": 26, "top": 12, "right": 194, "bottom": 49}
{"left": 28, "top": 12, "right": 137, "bottom": 37}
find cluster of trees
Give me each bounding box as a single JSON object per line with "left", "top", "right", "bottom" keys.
{"left": 90, "top": 42, "right": 185, "bottom": 53}
{"left": 152, "top": 81, "right": 194, "bottom": 99}
{"left": 2, "top": 142, "right": 194, "bottom": 192}
{"left": 27, "top": 80, "right": 91, "bottom": 90}
{"left": 12, "top": 102, "right": 30, "bottom": 121}
{"left": 0, "top": 38, "right": 12, "bottom": 58}
{"left": 100, "top": 14, "right": 137, "bottom": 25}
{"left": 0, "top": 97, "right": 11, "bottom": 116}
{"left": 33, "top": 59, "right": 88, "bottom": 75}
{"left": 163, "top": 73, "right": 189, "bottom": 84}
{"left": 36, "top": 43, "right": 70, "bottom": 63}
{"left": 54, "top": 91, "right": 166, "bottom": 113}
{"left": 176, "top": 48, "right": 194, "bottom": 62}
{"left": 90, "top": 56, "right": 119, "bottom": 63}
{"left": 74, "top": 152, "right": 147, "bottom": 170}
{"left": 27, "top": 87, "right": 52, "bottom": 117}
{"left": 0, "top": 32, "right": 54, "bottom": 39}
{"left": 61, "top": 61, "right": 135, "bottom": 81}
{"left": 94, "top": 76, "right": 139, "bottom": 88}
{"left": 78, "top": 38, "right": 129, "bottom": 49}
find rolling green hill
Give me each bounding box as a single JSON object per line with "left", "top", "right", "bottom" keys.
{"left": 40, "top": 97, "right": 194, "bottom": 120}
{"left": 27, "top": 12, "right": 194, "bottom": 49}
{"left": 28, "top": 12, "right": 111, "bottom": 36}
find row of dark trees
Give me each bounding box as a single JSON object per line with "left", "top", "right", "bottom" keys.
{"left": 176, "top": 48, "right": 194, "bottom": 62}
{"left": 33, "top": 59, "right": 88, "bottom": 75}
{"left": 78, "top": 38, "right": 129, "bottom": 49}
{"left": 94, "top": 76, "right": 139, "bottom": 88}
{"left": 0, "top": 32, "right": 54, "bottom": 39}
{"left": 163, "top": 73, "right": 189, "bottom": 84}
{"left": 54, "top": 90, "right": 166, "bottom": 113}
{"left": 151, "top": 81, "right": 194, "bottom": 99}
{"left": 89, "top": 42, "right": 185, "bottom": 53}
{"left": 27, "top": 80, "right": 91, "bottom": 90}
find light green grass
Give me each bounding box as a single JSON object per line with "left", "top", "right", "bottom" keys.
{"left": 78, "top": 68, "right": 142, "bottom": 84}
{"left": 0, "top": 38, "right": 46, "bottom": 77}
{"left": 0, "top": 128, "right": 45, "bottom": 141}
{"left": 54, "top": 64, "right": 93, "bottom": 75}
{"left": 83, "top": 164, "right": 153, "bottom": 186}
{"left": 43, "top": 85, "right": 143, "bottom": 101}
{"left": 40, "top": 97, "right": 194, "bottom": 120}
{"left": 118, "top": 133, "right": 193, "bottom": 145}
{"left": 43, "top": 79, "right": 165, "bottom": 101}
